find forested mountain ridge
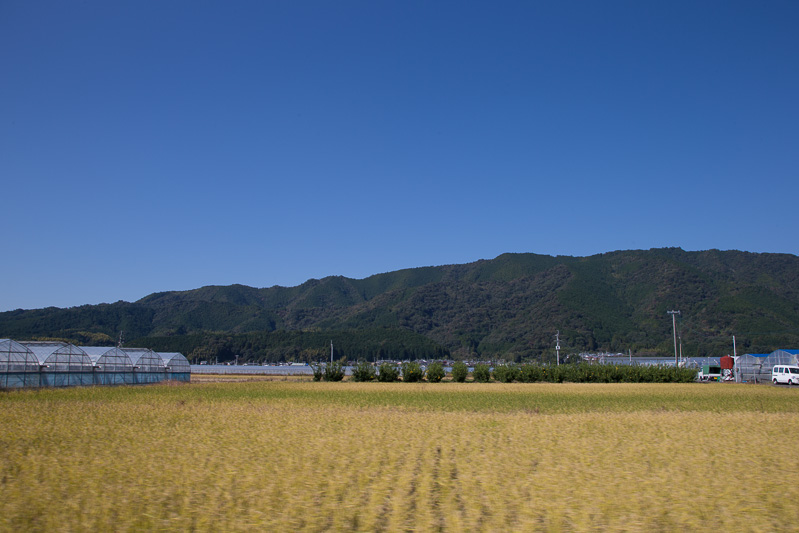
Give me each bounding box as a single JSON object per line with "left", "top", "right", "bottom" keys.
{"left": 2, "top": 248, "right": 798, "bottom": 362}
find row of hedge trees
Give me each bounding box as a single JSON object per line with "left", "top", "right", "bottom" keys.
{"left": 312, "top": 362, "right": 698, "bottom": 383}
{"left": 490, "top": 363, "right": 698, "bottom": 383}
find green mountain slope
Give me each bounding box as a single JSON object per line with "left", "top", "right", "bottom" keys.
{"left": 2, "top": 248, "right": 798, "bottom": 362}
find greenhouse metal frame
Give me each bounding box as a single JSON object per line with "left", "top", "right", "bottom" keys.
{"left": 158, "top": 352, "right": 191, "bottom": 382}
{"left": 82, "top": 346, "right": 135, "bottom": 385}
{"left": 22, "top": 341, "right": 95, "bottom": 387}
{"left": 0, "top": 339, "right": 41, "bottom": 387}
{"left": 0, "top": 339, "right": 190, "bottom": 388}
{"left": 123, "top": 348, "right": 166, "bottom": 384}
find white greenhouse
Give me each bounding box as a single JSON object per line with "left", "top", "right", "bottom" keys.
{"left": 82, "top": 346, "right": 134, "bottom": 385}
{"left": 158, "top": 352, "right": 191, "bottom": 382}
{"left": 21, "top": 341, "right": 94, "bottom": 387}
{"left": 0, "top": 339, "right": 41, "bottom": 387}
{"left": 123, "top": 347, "right": 165, "bottom": 384}
{"left": 0, "top": 339, "right": 190, "bottom": 388}
{"left": 735, "top": 349, "right": 799, "bottom": 383}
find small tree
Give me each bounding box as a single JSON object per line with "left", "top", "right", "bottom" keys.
{"left": 377, "top": 362, "right": 400, "bottom": 382}
{"left": 352, "top": 361, "right": 377, "bottom": 381}
{"left": 323, "top": 360, "right": 345, "bottom": 382}
{"left": 473, "top": 363, "right": 491, "bottom": 383}
{"left": 402, "top": 361, "right": 425, "bottom": 382}
{"left": 451, "top": 361, "right": 469, "bottom": 383}
{"left": 312, "top": 363, "right": 324, "bottom": 382}
{"left": 426, "top": 362, "right": 445, "bottom": 383}
{"left": 351, "top": 361, "right": 376, "bottom": 382}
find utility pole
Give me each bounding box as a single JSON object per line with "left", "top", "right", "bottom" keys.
{"left": 667, "top": 311, "right": 680, "bottom": 366}
{"left": 330, "top": 340, "right": 334, "bottom": 363}
{"left": 555, "top": 330, "right": 561, "bottom": 366}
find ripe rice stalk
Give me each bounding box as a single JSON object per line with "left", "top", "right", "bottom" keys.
{"left": 1, "top": 382, "right": 797, "bottom": 531}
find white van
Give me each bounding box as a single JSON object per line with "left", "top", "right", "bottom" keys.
{"left": 772, "top": 365, "right": 799, "bottom": 386}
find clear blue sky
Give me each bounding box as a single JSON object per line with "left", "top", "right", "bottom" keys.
{"left": 2, "top": 1, "right": 797, "bottom": 311}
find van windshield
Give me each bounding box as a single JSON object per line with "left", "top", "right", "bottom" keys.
{"left": 790, "top": 368, "right": 799, "bottom": 374}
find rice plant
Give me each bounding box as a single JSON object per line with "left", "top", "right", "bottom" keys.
{"left": 1, "top": 382, "right": 797, "bottom": 531}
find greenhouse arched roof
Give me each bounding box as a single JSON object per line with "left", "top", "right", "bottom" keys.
{"left": 158, "top": 352, "right": 191, "bottom": 372}
{"left": 0, "top": 339, "right": 40, "bottom": 372}
{"left": 20, "top": 342, "right": 93, "bottom": 371}
{"left": 81, "top": 346, "right": 133, "bottom": 371}
{"left": 123, "top": 348, "right": 165, "bottom": 372}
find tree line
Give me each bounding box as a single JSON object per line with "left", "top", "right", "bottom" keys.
{"left": 128, "top": 329, "right": 450, "bottom": 364}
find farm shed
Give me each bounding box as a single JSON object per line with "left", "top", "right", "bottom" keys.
{"left": 21, "top": 341, "right": 94, "bottom": 387}
{"left": 123, "top": 348, "right": 166, "bottom": 383}
{"left": 82, "top": 346, "right": 134, "bottom": 385}
{"left": 0, "top": 339, "right": 40, "bottom": 387}
{"left": 158, "top": 352, "right": 191, "bottom": 382}
{"left": 735, "top": 350, "right": 799, "bottom": 383}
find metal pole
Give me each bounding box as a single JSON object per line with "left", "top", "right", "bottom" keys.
{"left": 673, "top": 313, "right": 678, "bottom": 366}
{"left": 555, "top": 330, "right": 561, "bottom": 366}
{"left": 667, "top": 311, "right": 680, "bottom": 366}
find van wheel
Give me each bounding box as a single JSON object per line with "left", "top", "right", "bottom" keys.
{"left": 773, "top": 379, "right": 778, "bottom": 385}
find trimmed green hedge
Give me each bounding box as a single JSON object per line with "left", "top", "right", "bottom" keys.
{"left": 514, "top": 363, "right": 697, "bottom": 383}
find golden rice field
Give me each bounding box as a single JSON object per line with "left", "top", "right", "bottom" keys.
{"left": 2, "top": 381, "right": 799, "bottom": 532}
